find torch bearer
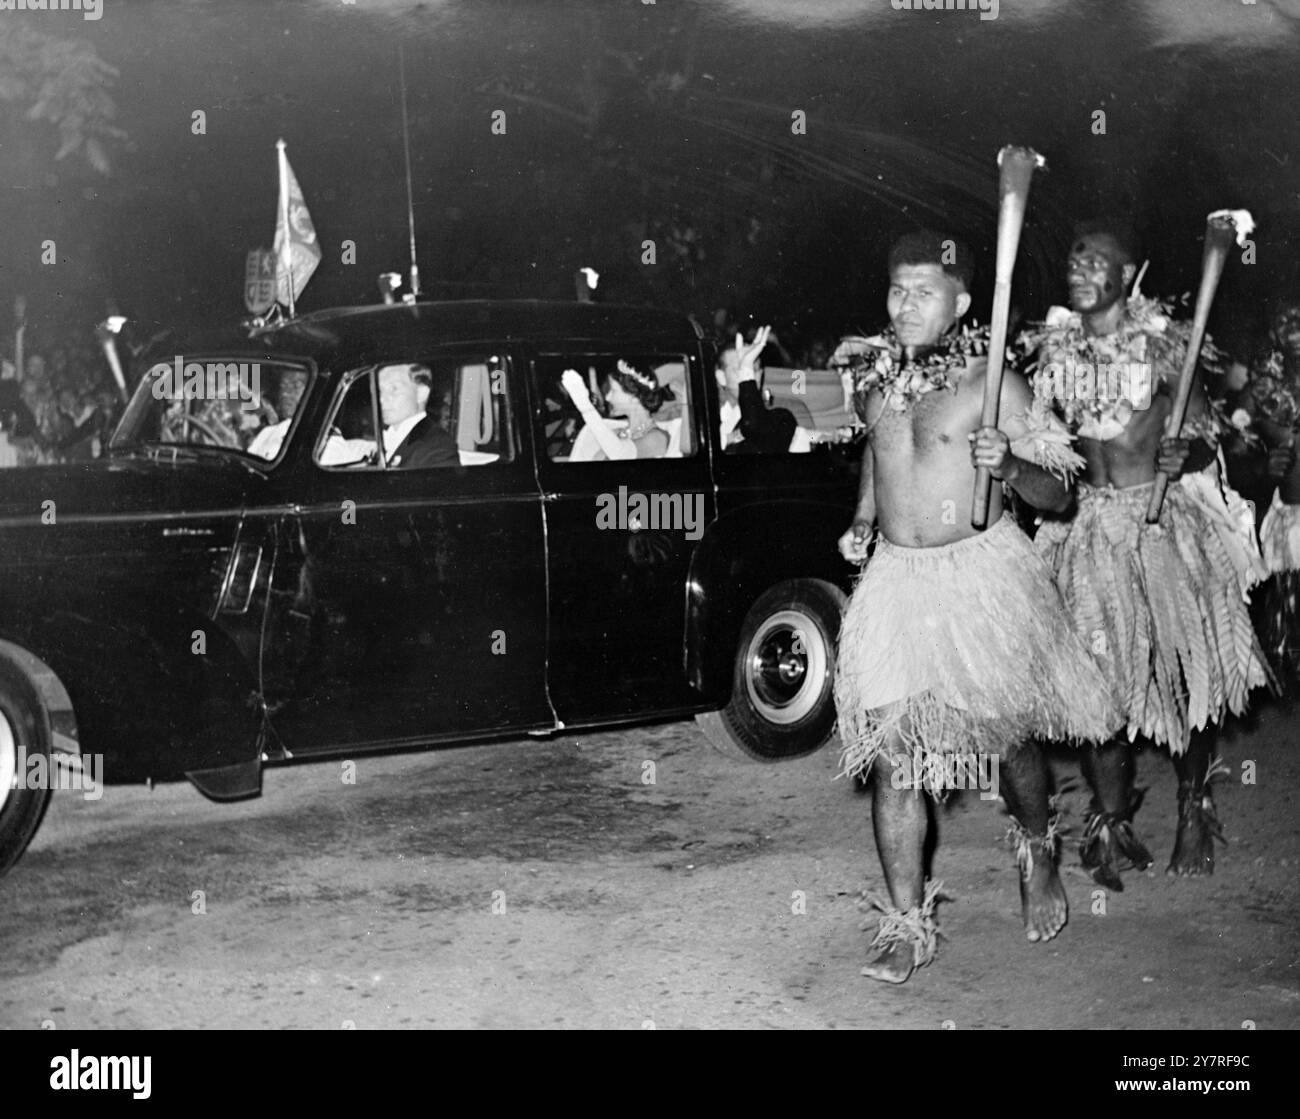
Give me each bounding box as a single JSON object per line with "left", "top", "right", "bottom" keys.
{"left": 1145, "top": 209, "right": 1254, "bottom": 523}
{"left": 971, "top": 145, "right": 1046, "bottom": 528}
{"left": 96, "top": 315, "right": 130, "bottom": 403}
{"left": 13, "top": 295, "right": 25, "bottom": 379}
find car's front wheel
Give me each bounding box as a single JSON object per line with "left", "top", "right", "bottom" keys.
{"left": 695, "top": 578, "right": 847, "bottom": 762}
{"left": 0, "top": 671, "right": 53, "bottom": 877}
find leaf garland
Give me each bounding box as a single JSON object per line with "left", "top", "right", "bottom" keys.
{"left": 1018, "top": 294, "right": 1225, "bottom": 440}
{"left": 836, "top": 322, "right": 991, "bottom": 418}
{"left": 1243, "top": 349, "right": 1300, "bottom": 432}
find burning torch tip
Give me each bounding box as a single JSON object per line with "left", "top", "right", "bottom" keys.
{"left": 1207, "top": 209, "right": 1255, "bottom": 245}
{"left": 997, "top": 145, "right": 1048, "bottom": 171}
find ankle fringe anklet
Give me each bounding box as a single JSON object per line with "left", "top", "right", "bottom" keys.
{"left": 1005, "top": 812, "right": 1064, "bottom": 879}
{"left": 1176, "top": 757, "right": 1230, "bottom": 846}
{"left": 1080, "top": 785, "right": 1153, "bottom": 878}
{"left": 860, "top": 880, "right": 944, "bottom": 970}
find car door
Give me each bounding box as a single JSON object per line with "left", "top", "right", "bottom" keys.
{"left": 531, "top": 340, "right": 715, "bottom": 724}
{"left": 260, "top": 346, "right": 554, "bottom": 753}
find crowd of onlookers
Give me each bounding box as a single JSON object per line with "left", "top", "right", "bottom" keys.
{"left": 0, "top": 339, "right": 124, "bottom": 467}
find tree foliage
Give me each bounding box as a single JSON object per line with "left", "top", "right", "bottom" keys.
{"left": 0, "top": 24, "right": 124, "bottom": 174}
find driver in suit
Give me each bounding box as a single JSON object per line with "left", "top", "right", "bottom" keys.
{"left": 378, "top": 363, "right": 458, "bottom": 468}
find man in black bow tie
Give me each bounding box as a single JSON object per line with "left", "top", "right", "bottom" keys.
{"left": 378, "top": 363, "right": 458, "bottom": 469}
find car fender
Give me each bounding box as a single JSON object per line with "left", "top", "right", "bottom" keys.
{"left": 0, "top": 639, "right": 79, "bottom": 761}
{"left": 685, "top": 499, "right": 854, "bottom": 701}
{"left": 0, "top": 604, "right": 264, "bottom": 792}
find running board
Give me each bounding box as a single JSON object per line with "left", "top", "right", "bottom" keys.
{"left": 185, "top": 757, "right": 262, "bottom": 802}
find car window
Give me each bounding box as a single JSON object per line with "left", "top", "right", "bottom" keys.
{"left": 313, "top": 368, "right": 379, "bottom": 467}
{"left": 535, "top": 351, "right": 695, "bottom": 462}
{"left": 110, "top": 357, "right": 311, "bottom": 462}
{"left": 243, "top": 366, "right": 315, "bottom": 462}
{"left": 746, "top": 366, "right": 857, "bottom": 455}
{"left": 316, "top": 352, "right": 515, "bottom": 470}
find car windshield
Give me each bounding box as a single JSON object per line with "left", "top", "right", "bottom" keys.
{"left": 111, "top": 357, "right": 314, "bottom": 459}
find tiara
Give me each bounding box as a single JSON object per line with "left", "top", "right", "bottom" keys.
{"left": 616, "top": 359, "right": 659, "bottom": 393}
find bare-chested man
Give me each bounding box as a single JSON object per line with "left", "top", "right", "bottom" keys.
{"left": 1029, "top": 221, "right": 1273, "bottom": 886}
{"left": 832, "top": 232, "right": 1118, "bottom": 984}
{"left": 1239, "top": 296, "right": 1300, "bottom": 683}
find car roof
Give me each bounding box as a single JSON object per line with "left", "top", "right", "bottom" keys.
{"left": 160, "top": 300, "right": 706, "bottom": 370}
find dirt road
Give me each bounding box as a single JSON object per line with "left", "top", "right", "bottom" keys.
{"left": 2, "top": 701, "right": 1297, "bottom": 1029}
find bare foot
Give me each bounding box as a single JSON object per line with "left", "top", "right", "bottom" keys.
{"left": 1020, "top": 856, "right": 1069, "bottom": 943}
{"left": 860, "top": 942, "right": 914, "bottom": 984}
{"left": 1167, "top": 792, "right": 1221, "bottom": 877}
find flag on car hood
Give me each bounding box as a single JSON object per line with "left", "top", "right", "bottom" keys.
{"left": 274, "top": 139, "right": 320, "bottom": 312}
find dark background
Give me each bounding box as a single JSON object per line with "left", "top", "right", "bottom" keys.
{"left": 1, "top": 0, "right": 1298, "bottom": 357}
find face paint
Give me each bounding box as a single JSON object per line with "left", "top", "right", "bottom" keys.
{"left": 1067, "top": 234, "right": 1128, "bottom": 315}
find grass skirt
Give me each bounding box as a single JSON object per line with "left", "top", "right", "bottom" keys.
{"left": 1259, "top": 489, "right": 1300, "bottom": 682}
{"left": 1035, "top": 480, "right": 1271, "bottom": 753}
{"left": 1260, "top": 488, "right": 1300, "bottom": 574}
{"left": 834, "top": 516, "right": 1120, "bottom": 780}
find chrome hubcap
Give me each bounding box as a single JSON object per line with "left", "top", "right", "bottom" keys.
{"left": 0, "top": 709, "right": 17, "bottom": 813}
{"left": 744, "top": 609, "right": 827, "bottom": 726}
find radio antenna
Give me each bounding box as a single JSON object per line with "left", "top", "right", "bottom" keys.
{"left": 398, "top": 43, "right": 421, "bottom": 298}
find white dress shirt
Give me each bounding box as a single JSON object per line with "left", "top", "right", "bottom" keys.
{"left": 383, "top": 412, "right": 426, "bottom": 462}
{"left": 248, "top": 419, "right": 290, "bottom": 460}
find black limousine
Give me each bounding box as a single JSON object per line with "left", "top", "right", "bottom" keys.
{"left": 0, "top": 300, "right": 858, "bottom": 874}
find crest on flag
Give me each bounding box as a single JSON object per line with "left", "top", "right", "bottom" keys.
{"left": 274, "top": 141, "right": 321, "bottom": 310}
{"left": 244, "top": 248, "right": 277, "bottom": 314}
